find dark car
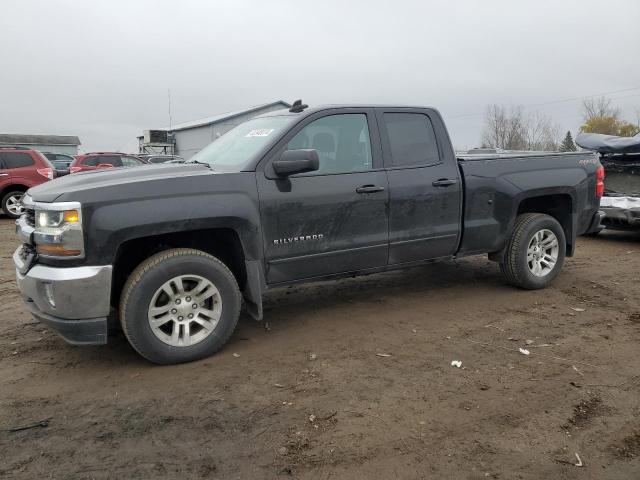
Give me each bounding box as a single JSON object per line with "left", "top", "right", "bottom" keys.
{"left": 0, "top": 146, "right": 56, "bottom": 218}
{"left": 15, "top": 103, "right": 603, "bottom": 364}
{"left": 69, "top": 152, "right": 147, "bottom": 173}
{"left": 43, "top": 152, "right": 76, "bottom": 176}
{"left": 576, "top": 132, "right": 640, "bottom": 230}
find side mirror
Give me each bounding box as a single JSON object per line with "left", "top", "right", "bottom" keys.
{"left": 97, "top": 163, "right": 114, "bottom": 169}
{"left": 273, "top": 149, "right": 319, "bottom": 176}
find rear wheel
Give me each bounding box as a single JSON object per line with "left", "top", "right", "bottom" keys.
{"left": 120, "top": 248, "right": 241, "bottom": 364}
{"left": 2, "top": 191, "right": 25, "bottom": 219}
{"left": 499, "top": 213, "right": 566, "bottom": 289}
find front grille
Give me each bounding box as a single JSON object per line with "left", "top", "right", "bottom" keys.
{"left": 24, "top": 207, "right": 35, "bottom": 227}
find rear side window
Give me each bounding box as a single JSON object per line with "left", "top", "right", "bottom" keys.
{"left": 0, "top": 152, "right": 35, "bottom": 169}
{"left": 101, "top": 156, "right": 122, "bottom": 167}
{"left": 82, "top": 156, "right": 100, "bottom": 167}
{"left": 383, "top": 113, "right": 440, "bottom": 167}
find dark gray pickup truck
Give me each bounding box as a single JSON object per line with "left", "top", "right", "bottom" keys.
{"left": 14, "top": 104, "right": 604, "bottom": 364}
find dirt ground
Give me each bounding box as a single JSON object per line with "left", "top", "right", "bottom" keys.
{"left": 1, "top": 217, "right": 639, "bottom": 479}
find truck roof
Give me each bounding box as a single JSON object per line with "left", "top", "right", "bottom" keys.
{"left": 257, "top": 104, "right": 441, "bottom": 118}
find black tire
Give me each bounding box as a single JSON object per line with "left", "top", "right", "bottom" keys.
{"left": 499, "top": 213, "right": 566, "bottom": 290}
{"left": 120, "top": 248, "right": 241, "bottom": 364}
{"left": 1, "top": 190, "right": 25, "bottom": 219}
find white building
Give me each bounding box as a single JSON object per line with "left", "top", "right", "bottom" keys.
{"left": 0, "top": 134, "right": 80, "bottom": 155}
{"left": 140, "top": 101, "right": 290, "bottom": 160}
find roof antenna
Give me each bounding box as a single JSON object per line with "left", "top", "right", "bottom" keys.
{"left": 289, "top": 99, "right": 308, "bottom": 113}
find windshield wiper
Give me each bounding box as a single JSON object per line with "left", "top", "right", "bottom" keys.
{"left": 186, "top": 159, "right": 212, "bottom": 169}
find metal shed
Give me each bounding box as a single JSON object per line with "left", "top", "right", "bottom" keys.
{"left": 141, "top": 101, "right": 290, "bottom": 160}
{"left": 0, "top": 134, "right": 81, "bottom": 155}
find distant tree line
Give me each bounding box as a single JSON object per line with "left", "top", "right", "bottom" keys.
{"left": 481, "top": 105, "right": 561, "bottom": 151}
{"left": 480, "top": 95, "right": 639, "bottom": 152}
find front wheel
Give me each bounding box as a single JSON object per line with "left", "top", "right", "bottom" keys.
{"left": 120, "top": 248, "right": 241, "bottom": 364}
{"left": 499, "top": 213, "right": 566, "bottom": 290}
{"left": 2, "top": 191, "right": 25, "bottom": 219}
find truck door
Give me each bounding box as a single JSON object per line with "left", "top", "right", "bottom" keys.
{"left": 0, "top": 154, "right": 11, "bottom": 194}
{"left": 257, "top": 109, "right": 389, "bottom": 284}
{"left": 376, "top": 108, "right": 462, "bottom": 264}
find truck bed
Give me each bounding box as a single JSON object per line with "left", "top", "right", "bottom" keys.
{"left": 456, "top": 151, "right": 600, "bottom": 256}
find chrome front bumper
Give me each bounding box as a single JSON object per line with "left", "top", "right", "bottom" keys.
{"left": 14, "top": 246, "right": 113, "bottom": 344}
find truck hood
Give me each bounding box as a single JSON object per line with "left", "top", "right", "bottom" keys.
{"left": 27, "top": 163, "right": 214, "bottom": 202}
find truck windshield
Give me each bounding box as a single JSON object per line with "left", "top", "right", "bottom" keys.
{"left": 188, "top": 116, "right": 294, "bottom": 171}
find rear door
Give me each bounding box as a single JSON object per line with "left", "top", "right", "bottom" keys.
{"left": 1, "top": 151, "right": 37, "bottom": 185}
{"left": 0, "top": 154, "right": 11, "bottom": 193}
{"left": 257, "top": 108, "right": 389, "bottom": 284}
{"left": 376, "top": 108, "right": 462, "bottom": 264}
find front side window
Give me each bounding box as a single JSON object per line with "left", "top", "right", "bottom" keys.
{"left": 383, "top": 113, "right": 440, "bottom": 167}
{"left": 1, "top": 152, "right": 34, "bottom": 169}
{"left": 286, "top": 114, "right": 372, "bottom": 175}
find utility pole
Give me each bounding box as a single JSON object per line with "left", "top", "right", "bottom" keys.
{"left": 168, "top": 89, "right": 172, "bottom": 131}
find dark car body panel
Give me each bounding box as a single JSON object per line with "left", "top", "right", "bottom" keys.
{"left": 375, "top": 108, "right": 463, "bottom": 263}
{"left": 458, "top": 153, "right": 600, "bottom": 256}
{"left": 32, "top": 165, "right": 264, "bottom": 266}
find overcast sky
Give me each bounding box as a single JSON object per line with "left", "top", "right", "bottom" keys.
{"left": 1, "top": 0, "right": 639, "bottom": 152}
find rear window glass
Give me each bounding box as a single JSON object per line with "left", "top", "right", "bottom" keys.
{"left": 1, "top": 152, "right": 35, "bottom": 169}
{"left": 383, "top": 113, "right": 440, "bottom": 167}
{"left": 84, "top": 155, "right": 122, "bottom": 167}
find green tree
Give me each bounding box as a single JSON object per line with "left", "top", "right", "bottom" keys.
{"left": 559, "top": 131, "right": 576, "bottom": 152}
{"left": 618, "top": 122, "right": 640, "bottom": 137}
{"left": 580, "top": 116, "right": 640, "bottom": 137}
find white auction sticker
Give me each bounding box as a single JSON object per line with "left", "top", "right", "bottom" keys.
{"left": 245, "top": 129, "right": 274, "bottom": 138}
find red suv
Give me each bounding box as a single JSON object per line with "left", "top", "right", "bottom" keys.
{"left": 0, "top": 147, "right": 55, "bottom": 219}
{"left": 69, "top": 152, "right": 147, "bottom": 173}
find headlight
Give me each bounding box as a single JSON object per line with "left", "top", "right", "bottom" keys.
{"left": 36, "top": 210, "right": 79, "bottom": 228}
{"left": 33, "top": 202, "right": 84, "bottom": 258}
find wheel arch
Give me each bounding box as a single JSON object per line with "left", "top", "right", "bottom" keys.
{"left": 516, "top": 193, "right": 575, "bottom": 256}
{"left": 1, "top": 183, "right": 29, "bottom": 198}
{"left": 111, "top": 228, "right": 249, "bottom": 310}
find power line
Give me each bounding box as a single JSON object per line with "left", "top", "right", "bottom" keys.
{"left": 449, "top": 86, "right": 640, "bottom": 119}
